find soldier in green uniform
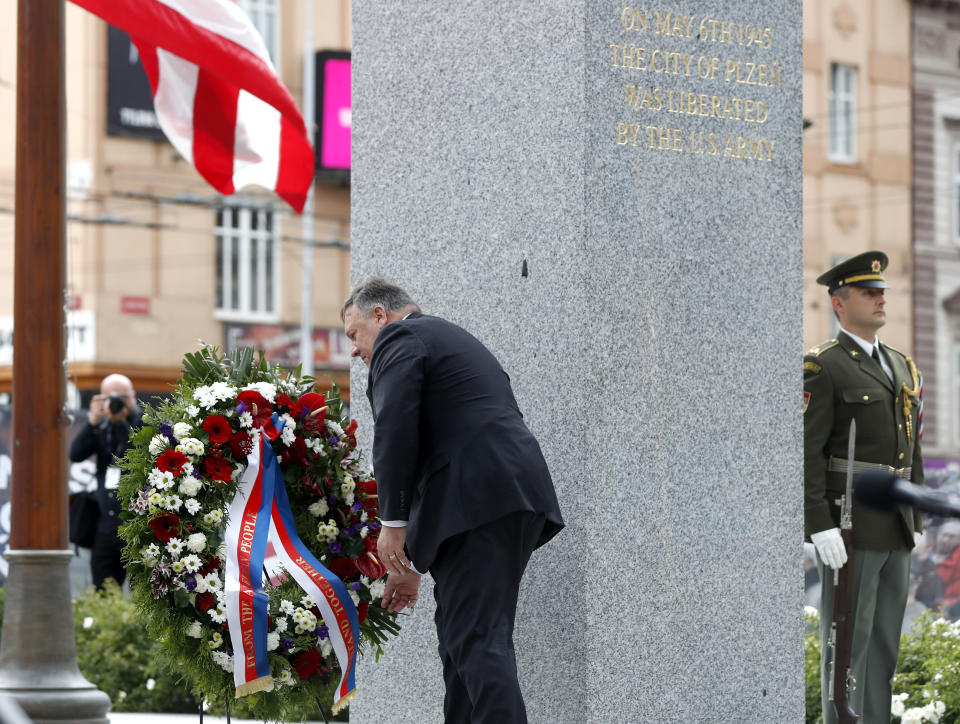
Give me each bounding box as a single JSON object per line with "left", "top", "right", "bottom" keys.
{"left": 805, "top": 250, "right": 925, "bottom": 724}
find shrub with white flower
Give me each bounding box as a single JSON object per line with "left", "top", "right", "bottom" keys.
{"left": 116, "top": 346, "right": 400, "bottom": 723}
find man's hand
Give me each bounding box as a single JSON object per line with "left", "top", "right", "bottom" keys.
{"left": 381, "top": 571, "right": 421, "bottom": 613}
{"left": 377, "top": 524, "right": 413, "bottom": 577}
{"left": 811, "top": 527, "right": 847, "bottom": 569}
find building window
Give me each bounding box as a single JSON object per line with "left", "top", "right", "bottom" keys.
{"left": 828, "top": 63, "right": 856, "bottom": 163}
{"left": 238, "top": 0, "right": 280, "bottom": 67}
{"left": 215, "top": 205, "right": 278, "bottom": 319}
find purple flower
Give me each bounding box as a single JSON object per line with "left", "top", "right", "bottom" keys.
{"left": 330, "top": 436, "right": 340, "bottom": 445}
{"left": 185, "top": 577, "right": 197, "bottom": 592}
{"left": 327, "top": 495, "right": 338, "bottom": 506}
{"left": 226, "top": 649, "right": 233, "bottom": 656}
{"left": 160, "top": 423, "right": 175, "bottom": 443}
{"left": 316, "top": 625, "right": 329, "bottom": 640}
{"left": 192, "top": 469, "right": 203, "bottom": 479}
{"left": 350, "top": 581, "right": 362, "bottom": 591}
{"left": 235, "top": 402, "right": 249, "bottom": 415}
{"left": 281, "top": 636, "right": 295, "bottom": 651}
{"left": 368, "top": 521, "right": 381, "bottom": 531}
{"left": 351, "top": 501, "right": 363, "bottom": 512}
{"left": 329, "top": 542, "right": 341, "bottom": 555}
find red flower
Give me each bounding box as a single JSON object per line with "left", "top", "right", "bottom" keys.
{"left": 357, "top": 602, "right": 370, "bottom": 624}
{"left": 195, "top": 592, "right": 216, "bottom": 611}
{"left": 296, "top": 392, "right": 327, "bottom": 430}
{"left": 228, "top": 430, "right": 253, "bottom": 459}
{"left": 201, "top": 414, "right": 233, "bottom": 443}
{"left": 345, "top": 419, "right": 358, "bottom": 436}
{"left": 326, "top": 556, "right": 355, "bottom": 582}
{"left": 156, "top": 450, "right": 190, "bottom": 476}
{"left": 280, "top": 436, "right": 307, "bottom": 466}
{"left": 204, "top": 455, "right": 232, "bottom": 483}
{"left": 359, "top": 479, "right": 379, "bottom": 513}
{"left": 149, "top": 513, "right": 181, "bottom": 542}
{"left": 275, "top": 393, "right": 295, "bottom": 409}
{"left": 199, "top": 555, "right": 222, "bottom": 576}
{"left": 294, "top": 648, "right": 324, "bottom": 679}
{"left": 236, "top": 390, "right": 272, "bottom": 428}
{"left": 356, "top": 536, "right": 387, "bottom": 579}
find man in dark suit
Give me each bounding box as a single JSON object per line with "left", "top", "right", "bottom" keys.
{"left": 804, "top": 251, "right": 924, "bottom": 723}
{"left": 341, "top": 277, "right": 563, "bottom": 724}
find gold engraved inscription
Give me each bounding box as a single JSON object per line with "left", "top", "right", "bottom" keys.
{"left": 612, "top": 7, "right": 783, "bottom": 161}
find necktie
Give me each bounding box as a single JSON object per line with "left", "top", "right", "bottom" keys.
{"left": 873, "top": 347, "right": 892, "bottom": 382}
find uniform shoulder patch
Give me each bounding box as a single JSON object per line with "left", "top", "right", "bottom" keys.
{"left": 880, "top": 342, "right": 908, "bottom": 361}
{"left": 805, "top": 339, "right": 838, "bottom": 358}
{"left": 804, "top": 360, "right": 822, "bottom": 374}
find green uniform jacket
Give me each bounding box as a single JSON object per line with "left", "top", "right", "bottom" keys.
{"left": 804, "top": 331, "right": 924, "bottom": 551}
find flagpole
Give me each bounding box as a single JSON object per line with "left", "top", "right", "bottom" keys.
{"left": 300, "top": 0, "right": 316, "bottom": 378}
{"left": 0, "top": 1, "right": 110, "bottom": 719}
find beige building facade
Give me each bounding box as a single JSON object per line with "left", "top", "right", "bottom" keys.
{"left": 0, "top": 0, "right": 353, "bottom": 401}
{"left": 911, "top": 0, "right": 960, "bottom": 468}
{"left": 802, "top": 0, "right": 913, "bottom": 352}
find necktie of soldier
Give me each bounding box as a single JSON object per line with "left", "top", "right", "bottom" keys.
{"left": 873, "top": 346, "right": 892, "bottom": 382}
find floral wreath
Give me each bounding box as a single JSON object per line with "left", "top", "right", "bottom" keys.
{"left": 117, "top": 347, "right": 398, "bottom": 721}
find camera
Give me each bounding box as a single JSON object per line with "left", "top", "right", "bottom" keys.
{"left": 107, "top": 394, "right": 126, "bottom": 414}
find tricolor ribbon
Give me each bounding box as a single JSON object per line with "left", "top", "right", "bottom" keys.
{"left": 224, "top": 427, "right": 359, "bottom": 712}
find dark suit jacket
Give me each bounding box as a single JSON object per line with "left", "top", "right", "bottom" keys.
{"left": 803, "top": 331, "right": 924, "bottom": 551}
{"left": 366, "top": 313, "right": 564, "bottom": 571}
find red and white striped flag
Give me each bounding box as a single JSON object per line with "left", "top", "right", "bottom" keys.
{"left": 70, "top": 0, "right": 315, "bottom": 213}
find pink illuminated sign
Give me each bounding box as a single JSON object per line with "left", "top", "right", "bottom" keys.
{"left": 317, "top": 53, "right": 351, "bottom": 171}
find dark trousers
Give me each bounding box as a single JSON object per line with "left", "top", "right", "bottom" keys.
{"left": 429, "top": 511, "right": 545, "bottom": 724}
{"left": 90, "top": 529, "right": 126, "bottom": 589}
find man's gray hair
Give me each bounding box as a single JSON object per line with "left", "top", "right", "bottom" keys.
{"left": 341, "top": 277, "right": 421, "bottom": 320}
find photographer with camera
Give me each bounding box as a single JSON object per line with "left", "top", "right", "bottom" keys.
{"left": 69, "top": 373, "right": 141, "bottom": 588}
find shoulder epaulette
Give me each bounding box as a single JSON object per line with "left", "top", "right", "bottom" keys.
{"left": 880, "top": 342, "right": 908, "bottom": 360}
{"left": 805, "top": 339, "right": 839, "bottom": 358}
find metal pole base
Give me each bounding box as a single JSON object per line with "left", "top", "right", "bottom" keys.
{"left": 0, "top": 550, "right": 111, "bottom": 723}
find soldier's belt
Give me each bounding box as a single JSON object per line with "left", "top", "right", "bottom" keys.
{"left": 828, "top": 456, "right": 912, "bottom": 482}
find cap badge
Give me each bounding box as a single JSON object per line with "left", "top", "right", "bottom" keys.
{"left": 871, "top": 260, "right": 881, "bottom": 273}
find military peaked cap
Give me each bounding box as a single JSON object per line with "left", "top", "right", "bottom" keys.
{"left": 816, "top": 250, "right": 890, "bottom": 293}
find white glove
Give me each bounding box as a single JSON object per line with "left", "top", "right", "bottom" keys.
{"left": 811, "top": 528, "right": 847, "bottom": 570}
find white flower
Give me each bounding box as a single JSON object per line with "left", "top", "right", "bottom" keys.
{"left": 292, "top": 607, "right": 317, "bottom": 634}
{"left": 274, "top": 616, "right": 288, "bottom": 633}
{"left": 163, "top": 494, "right": 183, "bottom": 512}
{"left": 208, "top": 631, "right": 223, "bottom": 649}
{"left": 186, "top": 405, "right": 200, "bottom": 418}
{"left": 326, "top": 420, "right": 344, "bottom": 437}
{"left": 208, "top": 605, "right": 227, "bottom": 624}
{"left": 305, "top": 438, "right": 323, "bottom": 454}
{"left": 171, "top": 559, "right": 186, "bottom": 574}
{"left": 369, "top": 579, "right": 386, "bottom": 599}
{"left": 118, "top": 691, "right": 127, "bottom": 700}
{"left": 142, "top": 543, "right": 161, "bottom": 565}
{"left": 892, "top": 693, "right": 907, "bottom": 717}
{"left": 281, "top": 424, "right": 296, "bottom": 447}
{"left": 341, "top": 478, "right": 356, "bottom": 496}
{"left": 173, "top": 422, "right": 192, "bottom": 440}
{"left": 279, "top": 599, "right": 295, "bottom": 615}
{"left": 146, "top": 678, "right": 156, "bottom": 691}
{"left": 148, "top": 490, "right": 164, "bottom": 507}
{"left": 186, "top": 533, "right": 207, "bottom": 553}
{"left": 181, "top": 462, "right": 194, "bottom": 477}
{"left": 184, "top": 498, "right": 202, "bottom": 515}
{"left": 239, "top": 411, "right": 253, "bottom": 429}
{"left": 276, "top": 669, "right": 294, "bottom": 686}
{"left": 803, "top": 605, "right": 818, "bottom": 618}
{"left": 203, "top": 509, "right": 224, "bottom": 525}
{"left": 166, "top": 537, "right": 185, "bottom": 557}
{"left": 308, "top": 499, "right": 329, "bottom": 518}
{"left": 317, "top": 520, "right": 339, "bottom": 543}
{"left": 186, "top": 621, "right": 203, "bottom": 638}
{"left": 148, "top": 435, "right": 169, "bottom": 457}
{"left": 300, "top": 594, "right": 316, "bottom": 608}
{"left": 242, "top": 382, "right": 277, "bottom": 402}
{"left": 181, "top": 554, "right": 202, "bottom": 573}
{"left": 211, "top": 650, "right": 233, "bottom": 672}
{"left": 201, "top": 572, "right": 222, "bottom": 592}
{"left": 231, "top": 464, "right": 244, "bottom": 481}
{"left": 349, "top": 590, "right": 360, "bottom": 606}
{"left": 193, "top": 381, "right": 237, "bottom": 409}
{"left": 267, "top": 632, "right": 280, "bottom": 651}
{"left": 177, "top": 438, "right": 205, "bottom": 457}
{"left": 360, "top": 511, "right": 369, "bottom": 523}
{"left": 320, "top": 638, "right": 333, "bottom": 658}
{"left": 148, "top": 468, "right": 176, "bottom": 491}
{"left": 360, "top": 526, "right": 369, "bottom": 539}
{"left": 82, "top": 616, "right": 94, "bottom": 629}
